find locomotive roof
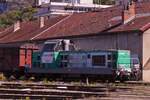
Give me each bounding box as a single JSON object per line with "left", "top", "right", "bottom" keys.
{"left": 59, "top": 49, "right": 130, "bottom": 53}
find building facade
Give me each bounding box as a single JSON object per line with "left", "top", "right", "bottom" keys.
{"left": 36, "top": 0, "right": 93, "bottom": 5}
{"left": 35, "top": 0, "right": 111, "bottom": 16}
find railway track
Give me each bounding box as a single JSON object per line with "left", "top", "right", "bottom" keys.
{"left": 0, "top": 81, "right": 109, "bottom": 99}
{"left": 0, "top": 81, "right": 150, "bottom": 99}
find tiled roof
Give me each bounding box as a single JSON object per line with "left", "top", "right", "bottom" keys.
{"left": 0, "top": 26, "right": 14, "bottom": 39}
{"left": 0, "top": 1, "right": 149, "bottom": 44}
{"left": 107, "top": 1, "right": 150, "bottom": 33}
{"left": 108, "top": 16, "right": 150, "bottom": 33}
{"left": 135, "top": 1, "right": 150, "bottom": 14}
{"left": 0, "top": 15, "right": 67, "bottom": 43}
{"left": 30, "top": 2, "right": 150, "bottom": 41}
{"left": 31, "top": 6, "right": 122, "bottom": 41}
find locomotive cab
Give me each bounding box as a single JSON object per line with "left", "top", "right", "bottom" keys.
{"left": 31, "top": 39, "right": 72, "bottom": 69}
{"left": 115, "top": 50, "right": 132, "bottom": 81}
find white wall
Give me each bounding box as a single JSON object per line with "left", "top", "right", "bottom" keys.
{"left": 38, "top": 0, "right": 50, "bottom": 5}
{"left": 80, "top": 0, "right": 93, "bottom": 4}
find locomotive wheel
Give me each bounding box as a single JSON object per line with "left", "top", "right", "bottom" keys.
{"left": 131, "top": 71, "right": 141, "bottom": 81}
{"left": 3, "top": 73, "right": 11, "bottom": 80}
{"left": 120, "top": 75, "right": 129, "bottom": 82}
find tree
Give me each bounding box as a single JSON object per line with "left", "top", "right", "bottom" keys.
{"left": 21, "top": 6, "right": 37, "bottom": 21}
{"left": 0, "top": 6, "right": 37, "bottom": 27}
{"left": 0, "top": 14, "right": 12, "bottom": 27}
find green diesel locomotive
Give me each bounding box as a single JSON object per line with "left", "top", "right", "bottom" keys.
{"left": 26, "top": 40, "right": 141, "bottom": 81}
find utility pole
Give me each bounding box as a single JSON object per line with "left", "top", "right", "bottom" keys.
{"left": 48, "top": 0, "right": 51, "bottom": 18}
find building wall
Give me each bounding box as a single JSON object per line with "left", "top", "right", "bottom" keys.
{"left": 72, "top": 32, "right": 142, "bottom": 60}
{"left": 80, "top": 0, "right": 93, "bottom": 4}
{"left": 37, "top": 0, "right": 50, "bottom": 5}
{"left": 143, "top": 70, "right": 150, "bottom": 82}
{"left": 73, "top": 34, "right": 117, "bottom": 50}
{"left": 142, "top": 29, "right": 150, "bottom": 82}
{"left": 41, "top": 0, "right": 93, "bottom": 4}
{"left": 142, "top": 29, "right": 150, "bottom": 68}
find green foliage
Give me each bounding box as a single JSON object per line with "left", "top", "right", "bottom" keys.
{"left": 93, "top": 0, "right": 115, "bottom": 5}
{"left": 25, "top": 97, "right": 30, "bottom": 100}
{"left": 0, "top": 14, "right": 13, "bottom": 27}
{"left": 0, "top": 73, "right": 6, "bottom": 81}
{"left": 0, "top": 6, "right": 37, "bottom": 28}
{"left": 21, "top": 6, "right": 37, "bottom": 21}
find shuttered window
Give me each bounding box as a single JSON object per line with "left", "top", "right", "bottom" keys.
{"left": 92, "top": 55, "right": 106, "bottom": 66}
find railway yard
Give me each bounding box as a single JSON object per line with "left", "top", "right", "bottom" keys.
{"left": 0, "top": 0, "right": 149, "bottom": 100}
{"left": 0, "top": 81, "right": 149, "bottom": 100}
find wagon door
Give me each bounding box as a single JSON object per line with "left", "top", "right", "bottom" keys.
{"left": 26, "top": 50, "right": 32, "bottom": 68}
{"left": 19, "top": 49, "right": 32, "bottom": 68}
{"left": 19, "top": 49, "right": 25, "bottom": 67}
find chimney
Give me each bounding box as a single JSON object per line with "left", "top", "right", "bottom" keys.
{"left": 122, "top": 0, "right": 137, "bottom": 24}
{"left": 40, "top": 16, "right": 45, "bottom": 28}
{"left": 64, "top": 40, "right": 70, "bottom": 51}
{"left": 13, "top": 21, "right": 20, "bottom": 32}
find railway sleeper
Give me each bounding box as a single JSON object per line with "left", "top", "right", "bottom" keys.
{"left": 0, "top": 89, "right": 106, "bottom": 98}
{"left": 0, "top": 93, "right": 72, "bottom": 100}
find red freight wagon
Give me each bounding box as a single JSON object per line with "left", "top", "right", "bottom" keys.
{"left": 19, "top": 49, "right": 32, "bottom": 68}
{"left": 0, "top": 48, "right": 19, "bottom": 73}
{"left": 0, "top": 43, "right": 39, "bottom": 77}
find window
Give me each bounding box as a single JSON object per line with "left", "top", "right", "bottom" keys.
{"left": 51, "top": 0, "right": 62, "bottom": 2}
{"left": 37, "top": 55, "right": 41, "bottom": 61}
{"left": 87, "top": 54, "right": 91, "bottom": 59}
{"left": 131, "top": 59, "right": 139, "bottom": 64}
{"left": 92, "top": 55, "right": 106, "bottom": 66}
{"left": 61, "top": 62, "right": 68, "bottom": 67}
{"left": 62, "top": 55, "right": 68, "bottom": 60}
{"left": 107, "top": 62, "right": 112, "bottom": 68}
{"left": 42, "top": 43, "right": 56, "bottom": 52}
{"left": 107, "top": 54, "right": 112, "bottom": 60}
{"left": 65, "top": 0, "right": 72, "bottom": 3}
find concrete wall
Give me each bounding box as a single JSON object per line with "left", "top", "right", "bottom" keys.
{"left": 142, "top": 29, "right": 150, "bottom": 82}
{"left": 72, "top": 32, "right": 142, "bottom": 59}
